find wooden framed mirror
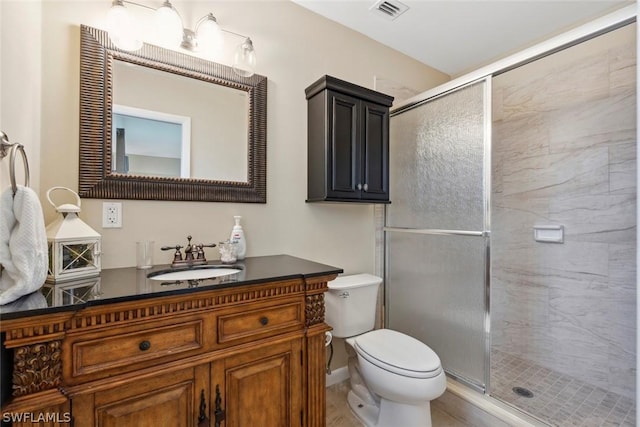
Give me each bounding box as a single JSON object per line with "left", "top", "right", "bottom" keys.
{"left": 79, "top": 25, "right": 267, "bottom": 202}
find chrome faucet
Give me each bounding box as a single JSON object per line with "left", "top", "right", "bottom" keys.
{"left": 161, "top": 235, "right": 216, "bottom": 267}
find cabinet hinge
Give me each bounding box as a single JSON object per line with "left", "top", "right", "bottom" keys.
{"left": 300, "top": 409, "right": 304, "bottom": 426}
{"left": 300, "top": 349, "right": 303, "bottom": 365}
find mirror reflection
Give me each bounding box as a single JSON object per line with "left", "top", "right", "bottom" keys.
{"left": 112, "top": 60, "right": 249, "bottom": 182}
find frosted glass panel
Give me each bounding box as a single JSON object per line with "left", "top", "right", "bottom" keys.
{"left": 387, "top": 82, "right": 485, "bottom": 230}
{"left": 386, "top": 232, "right": 486, "bottom": 386}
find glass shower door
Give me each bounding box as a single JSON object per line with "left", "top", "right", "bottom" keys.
{"left": 385, "top": 80, "right": 489, "bottom": 390}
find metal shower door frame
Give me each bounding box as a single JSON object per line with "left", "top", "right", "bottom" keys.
{"left": 383, "top": 76, "right": 492, "bottom": 393}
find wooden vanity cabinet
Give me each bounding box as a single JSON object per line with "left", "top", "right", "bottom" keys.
{"left": 305, "top": 75, "right": 394, "bottom": 203}
{"left": 0, "top": 274, "right": 335, "bottom": 427}
{"left": 214, "top": 338, "right": 304, "bottom": 427}
{"left": 72, "top": 365, "right": 207, "bottom": 427}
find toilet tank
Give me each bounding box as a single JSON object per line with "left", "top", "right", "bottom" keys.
{"left": 325, "top": 274, "right": 382, "bottom": 338}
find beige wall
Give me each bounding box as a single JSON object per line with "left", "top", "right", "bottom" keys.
{"left": 0, "top": 1, "right": 41, "bottom": 196}
{"left": 0, "top": 0, "right": 449, "bottom": 275}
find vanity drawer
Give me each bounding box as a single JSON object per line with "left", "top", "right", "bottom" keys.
{"left": 217, "top": 300, "right": 304, "bottom": 345}
{"left": 66, "top": 315, "right": 209, "bottom": 383}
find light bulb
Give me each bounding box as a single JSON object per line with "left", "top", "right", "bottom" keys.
{"left": 154, "top": 1, "right": 183, "bottom": 48}
{"left": 106, "top": 0, "right": 143, "bottom": 51}
{"left": 232, "top": 38, "right": 256, "bottom": 78}
{"left": 196, "top": 14, "right": 224, "bottom": 59}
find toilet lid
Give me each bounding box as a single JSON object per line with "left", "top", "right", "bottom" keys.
{"left": 353, "top": 329, "right": 442, "bottom": 379}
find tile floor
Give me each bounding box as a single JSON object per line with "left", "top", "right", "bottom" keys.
{"left": 327, "top": 359, "right": 637, "bottom": 427}
{"left": 326, "top": 381, "right": 472, "bottom": 427}
{"left": 490, "top": 350, "right": 636, "bottom": 427}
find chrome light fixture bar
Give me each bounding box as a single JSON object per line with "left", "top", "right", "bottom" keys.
{"left": 106, "top": 0, "right": 256, "bottom": 77}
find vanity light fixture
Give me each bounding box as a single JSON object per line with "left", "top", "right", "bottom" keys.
{"left": 182, "top": 13, "right": 224, "bottom": 55}
{"left": 106, "top": 0, "right": 143, "bottom": 51}
{"left": 233, "top": 38, "right": 257, "bottom": 78}
{"left": 153, "top": 0, "right": 183, "bottom": 48}
{"left": 106, "top": 0, "right": 256, "bottom": 77}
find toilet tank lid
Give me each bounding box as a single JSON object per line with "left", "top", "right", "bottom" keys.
{"left": 328, "top": 273, "right": 383, "bottom": 290}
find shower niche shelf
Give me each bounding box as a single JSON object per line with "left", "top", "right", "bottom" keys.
{"left": 305, "top": 75, "right": 394, "bottom": 203}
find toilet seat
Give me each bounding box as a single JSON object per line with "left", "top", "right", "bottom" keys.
{"left": 353, "top": 329, "right": 443, "bottom": 379}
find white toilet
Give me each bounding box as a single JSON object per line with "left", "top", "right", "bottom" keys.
{"left": 326, "top": 274, "right": 446, "bottom": 427}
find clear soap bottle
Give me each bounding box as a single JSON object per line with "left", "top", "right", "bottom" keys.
{"left": 230, "top": 216, "right": 246, "bottom": 260}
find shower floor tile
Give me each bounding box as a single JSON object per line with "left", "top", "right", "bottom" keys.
{"left": 491, "top": 350, "right": 635, "bottom": 427}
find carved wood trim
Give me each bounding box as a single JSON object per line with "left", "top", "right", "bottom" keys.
{"left": 303, "top": 275, "right": 334, "bottom": 329}
{"left": 304, "top": 274, "right": 337, "bottom": 295}
{"left": 12, "top": 341, "right": 62, "bottom": 397}
{"left": 69, "top": 279, "right": 304, "bottom": 331}
{"left": 305, "top": 332, "right": 327, "bottom": 427}
{"left": 304, "top": 294, "right": 325, "bottom": 327}
{"left": 2, "top": 312, "right": 72, "bottom": 346}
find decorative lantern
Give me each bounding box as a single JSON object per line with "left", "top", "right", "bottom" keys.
{"left": 45, "top": 187, "right": 101, "bottom": 282}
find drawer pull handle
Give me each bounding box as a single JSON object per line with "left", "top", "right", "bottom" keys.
{"left": 139, "top": 340, "right": 151, "bottom": 351}
{"left": 198, "top": 389, "right": 210, "bottom": 427}
{"left": 259, "top": 316, "right": 269, "bottom": 326}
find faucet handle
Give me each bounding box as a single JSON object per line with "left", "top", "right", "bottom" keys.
{"left": 161, "top": 245, "right": 184, "bottom": 263}
{"left": 161, "top": 245, "right": 183, "bottom": 251}
{"left": 195, "top": 243, "right": 216, "bottom": 260}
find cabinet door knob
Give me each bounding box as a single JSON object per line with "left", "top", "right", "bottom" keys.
{"left": 139, "top": 340, "right": 151, "bottom": 351}
{"left": 259, "top": 316, "right": 269, "bottom": 326}
{"left": 363, "top": 183, "right": 368, "bottom": 191}
{"left": 357, "top": 183, "right": 362, "bottom": 190}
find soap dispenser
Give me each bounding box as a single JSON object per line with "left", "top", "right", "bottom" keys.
{"left": 229, "top": 216, "right": 246, "bottom": 260}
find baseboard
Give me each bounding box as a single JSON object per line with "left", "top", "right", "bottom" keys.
{"left": 326, "top": 366, "right": 349, "bottom": 387}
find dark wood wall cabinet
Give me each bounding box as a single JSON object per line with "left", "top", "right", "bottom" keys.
{"left": 305, "top": 75, "right": 394, "bottom": 203}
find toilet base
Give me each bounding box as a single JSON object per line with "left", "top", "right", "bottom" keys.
{"left": 347, "top": 390, "right": 378, "bottom": 427}
{"left": 347, "top": 390, "right": 433, "bottom": 427}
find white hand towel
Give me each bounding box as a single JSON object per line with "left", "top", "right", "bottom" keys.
{"left": 0, "top": 185, "right": 48, "bottom": 305}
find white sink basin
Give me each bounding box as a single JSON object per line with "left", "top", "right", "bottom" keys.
{"left": 148, "top": 267, "right": 241, "bottom": 281}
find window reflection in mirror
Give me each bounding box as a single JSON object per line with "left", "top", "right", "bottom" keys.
{"left": 112, "top": 60, "right": 249, "bottom": 183}
{"left": 113, "top": 105, "right": 190, "bottom": 178}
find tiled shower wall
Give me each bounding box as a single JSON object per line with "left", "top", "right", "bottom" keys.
{"left": 491, "top": 22, "right": 636, "bottom": 400}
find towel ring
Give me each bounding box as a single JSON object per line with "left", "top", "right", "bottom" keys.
{"left": 9, "top": 144, "right": 30, "bottom": 196}
{"left": 0, "top": 131, "right": 30, "bottom": 197}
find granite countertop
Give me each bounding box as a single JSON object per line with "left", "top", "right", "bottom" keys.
{"left": 0, "top": 255, "right": 343, "bottom": 321}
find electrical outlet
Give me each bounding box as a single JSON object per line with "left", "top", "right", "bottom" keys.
{"left": 102, "top": 202, "right": 122, "bottom": 228}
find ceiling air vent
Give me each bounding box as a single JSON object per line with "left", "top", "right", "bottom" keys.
{"left": 370, "top": 0, "right": 409, "bottom": 20}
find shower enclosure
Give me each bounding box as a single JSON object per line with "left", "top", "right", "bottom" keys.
{"left": 384, "top": 22, "right": 636, "bottom": 426}
{"left": 385, "top": 79, "right": 489, "bottom": 390}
